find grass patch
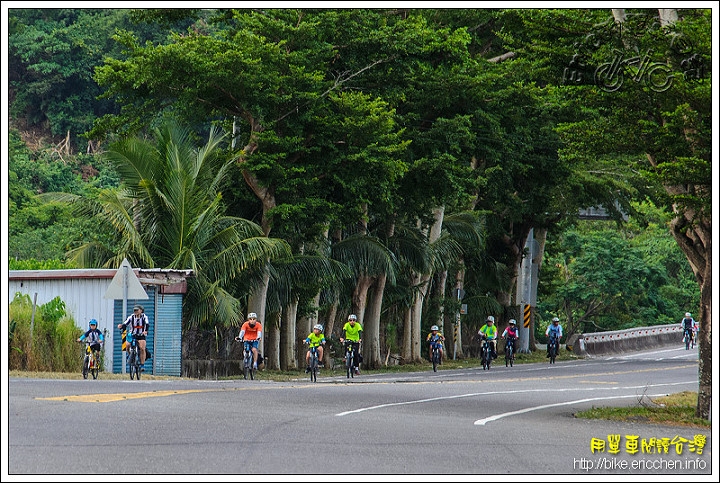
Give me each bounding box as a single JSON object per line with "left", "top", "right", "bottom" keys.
{"left": 574, "top": 391, "right": 710, "bottom": 428}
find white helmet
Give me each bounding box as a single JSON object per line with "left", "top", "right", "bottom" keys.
{"left": 348, "top": 314, "right": 357, "bottom": 321}
{"left": 509, "top": 319, "right": 516, "bottom": 325}
{"left": 430, "top": 325, "right": 439, "bottom": 331}
{"left": 486, "top": 316, "right": 495, "bottom": 323}
{"left": 248, "top": 312, "right": 257, "bottom": 319}
{"left": 313, "top": 324, "right": 323, "bottom": 331}
{"left": 552, "top": 317, "right": 560, "bottom": 323}
{"left": 685, "top": 312, "right": 692, "bottom": 317}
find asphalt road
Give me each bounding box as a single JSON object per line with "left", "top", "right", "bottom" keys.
{"left": 5, "top": 345, "right": 712, "bottom": 479}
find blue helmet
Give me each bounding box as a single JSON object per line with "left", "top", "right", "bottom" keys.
{"left": 89, "top": 319, "right": 98, "bottom": 328}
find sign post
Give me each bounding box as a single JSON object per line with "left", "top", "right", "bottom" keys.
{"left": 104, "top": 258, "right": 148, "bottom": 373}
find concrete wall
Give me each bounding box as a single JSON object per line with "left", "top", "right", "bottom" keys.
{"left": 570, "top": 323, "right": 685, "bottom": 357}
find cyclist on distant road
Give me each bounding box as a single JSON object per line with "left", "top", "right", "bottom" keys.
{"left": 545, "top": 317, "right": 563, "bottom": 358}
{"left": 304, "top": 324, "right": 326, "bottom": 373}
{"left": 235, "top": 312, "right": 263, "bottom": 370}
{"left": 681, "top": 312, "right": 697, "bottom": 344}
{"left": 501, "top": 319, "right": 519, "bottom": 359}
{"left": 426, "top": 325, "right": 445, "bottom": 365}
{"left": 478, "top": 316, "right": 498, "bottom": 359}
{"left": 77, "top": 319, "right": 104, "bottom": 359}
{"left": 340, "top": 314, "right": 363, "bottom": 375}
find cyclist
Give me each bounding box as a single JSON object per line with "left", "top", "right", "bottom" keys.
{"left": 545, "top": 317, "right": 563, "bottom": 358}
{"left": 235, "top": 312, "right": 263, "bottom": 370}
{"left": 478, "top": 316, "right": 498, "bottom": 359}
{"left": 340, "top": 314, "right": 363, "bottom": 375}
{"left": 681, "top": 312, "right": 697, "bottom": 344}
{"left": 118, "top": 305, "right": 149, "bottom": 371}
{"left": 501, "top": 319, "right": 519, "bottom": 360}
{"left": 426, "top": 325, "right": 445, "bottom": 365}
{"left": 77, "top": 319, "right": 104, "bottom": 360}
{"left": 304, "top": 324, "right": 326, "bottom": 373}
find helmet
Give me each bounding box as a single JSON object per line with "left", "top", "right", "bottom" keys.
{"left": 685, "top": 312, "right": 692, "bottom": 317}
{"left": 89, "top": 319, "right": 98, "bottom": 328}
{"left": 313, "top": 324, "right": 323, "bottom": 332}
{"left": 430, "top": 325, "right": 439, "bottom": 331}
{"left": 552, "top": 317, "right": 560, "bottom": 323}
{"left": 348, "top": 314, "right": 357, "bottom": 321}
{"left": 248, "top": 312, "right": 257, "bottom": 319}
{"left": 133, "top": 305, "right": 143, "bottom": 312}
{"left": 509, "top": 319, "right": 516, "bottom": 325}
{"left": 487, "top": 316, "right": 495, "bottom": 323}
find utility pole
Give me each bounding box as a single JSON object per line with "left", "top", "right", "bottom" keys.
{"left": 517, "top": 229, "right": 539, "bottom": 353}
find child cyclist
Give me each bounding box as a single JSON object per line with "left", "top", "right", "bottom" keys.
{"left": 501, "top": 319, "right": 519, "bottom": 360}
{"left": 304, "top": 324, "right": 326, "bottom": 373}
{"left": 77, "top": 319, "right": 104, "bottom": 357}
{"left": 426, "top": 325, "right": 445, "bottom": 365}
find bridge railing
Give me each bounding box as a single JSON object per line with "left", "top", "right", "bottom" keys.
{"left": 568, "top": 323, "right": 685, "bottom": 357}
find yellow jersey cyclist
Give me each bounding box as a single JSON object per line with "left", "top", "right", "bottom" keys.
{"left": 478, "top": 316, "right": 498, "bottom": 359}
{"left": 304, "top": 324, "right": 326, "bottom": 373}
{"left": 340, "top": 314, "right": 363, "bottom": 375}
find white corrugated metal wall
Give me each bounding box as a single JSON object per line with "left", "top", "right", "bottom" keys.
{"left": 8, "top": 274, "right": 117, "bottom": 369}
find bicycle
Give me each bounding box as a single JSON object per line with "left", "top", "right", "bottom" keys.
{"left": 684, "top": 328, "right": 694, "bottom": 350}
{"left": 548, "top": 336, "right": 559, "bottom": 364}
{"left": 126, "top": 333, "right": 141, "bottom": 380}
{"left": 307, "top": 344, "right": 321, "bottom": 382}
{"left": 81, "top": 341, "right": 100, "bottom": 380}
{"left": 342, "top": 340, "right": 357, "bottom": 379}
{"left": 236, "top": 338, "right": 257, "bottom": 380}
{"left": 504, "top": 337, "right": 516, "bottom": 368}
{"left": 429, "top": 340, "right": 442, "bottom": 372}
{"left": 480, "top": 336, "right": 493, "bottom": 370}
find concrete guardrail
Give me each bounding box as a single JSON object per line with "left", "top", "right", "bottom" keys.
{"left": 569, "top": 323, "right": 686, "bottom": 357}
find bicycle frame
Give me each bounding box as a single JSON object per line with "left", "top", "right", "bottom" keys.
{"left": 242, "top": 340, "right": 256, "bottom": 380}
{"left": 344, "top": 340, "right": 356, "bottom": 378}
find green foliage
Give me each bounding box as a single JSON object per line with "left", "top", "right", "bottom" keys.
{"left": 8, "top": 293, "right": 83, "bottom": 373}
{"left": 8, "top": 258, "right": 77, "bottom": 270}
{"left": 537, "top": 203, "right": 699, "bottom": 338}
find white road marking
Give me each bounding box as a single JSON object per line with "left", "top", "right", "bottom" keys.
{"left": 335, "top": 381, "right": 694, "bottom": 418}
{"left": 474, "top": 393, "right": 666, "bottom": 425}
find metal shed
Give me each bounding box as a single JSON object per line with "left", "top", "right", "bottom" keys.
{"left": 8, "top": 267, "right": 193, "bottom": 376}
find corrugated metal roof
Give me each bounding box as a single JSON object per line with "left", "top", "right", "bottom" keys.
{"left": 9, "top": 268, "right": 194, "bottom": 281}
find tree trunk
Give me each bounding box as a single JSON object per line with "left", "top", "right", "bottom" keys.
{"left": 364, "top": 273, "right": 386, "bottom": 369}
{"left": 280, "top": 299, "right": 298, "bottom": 370}
{"left": 264, "top": 311, "right": 281, "bottom": 370}
{"left": 454, "top": 268, "right": 465, "bottom": 359}
{"left": 248, "top": 270, "right": 270, "bottom": 363}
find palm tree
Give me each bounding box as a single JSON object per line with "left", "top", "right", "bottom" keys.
{"left": 50, "top": 120, "right": 291, "bottom": 329}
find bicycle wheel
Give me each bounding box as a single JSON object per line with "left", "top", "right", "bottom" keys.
{"left": 129, "top": 352, "right": 136, "bottom": 380}
{"left": 486, "top": 347, "right": 492, "bottom": 370}
{"left": 549, "top": 343, "right": 556, "bottom": 364}
{"left": 505, "top": 347, "right": 510, "bottom": 367}
{"left": 432, "top": 349, "right": 438, "bottom": 372}
{"left": 346, "top": 350, "right": 353, "bottom": 378}
{"left": 135, "top": 361, "right": 141, "bottom": 380}
{"left": 82, "top": 355, "right": 89, "bottom": 379}
{"left": 685, "top": 332, "right": 690, "bottom": 350}
{"left": 509, "top": 346, "right": 514, "bottom": 367}
{"left": 91, "top": 354, "right": 99, "bottom": 379}
{"left": 311, "top": 357, "right": 318, "bottom": 383}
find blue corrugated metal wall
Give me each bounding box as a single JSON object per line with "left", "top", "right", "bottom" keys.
{"left": 113, "top": 287, "right": 156, "bottom": 375}
{"left": 112, "top": 286, "right": 183, "bottom": 376}
{"left": 154, "top": 293, "right": 182, "bottom": 376}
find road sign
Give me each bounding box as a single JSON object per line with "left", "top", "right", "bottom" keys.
{"left": 524, "top": 304, "right": 531, "bottom": 328}
{"left": 103, "top": 258, "right": 149, "bottom": 300}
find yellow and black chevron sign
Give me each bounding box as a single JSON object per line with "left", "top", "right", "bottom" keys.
{"left": 122, "top": 329, "right": 127, "bottom": 351}
{"left": 524, "top": 305, "right": 531, "bottom": 328}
